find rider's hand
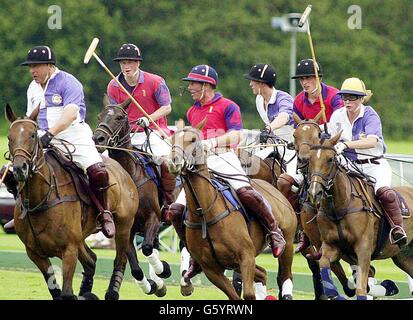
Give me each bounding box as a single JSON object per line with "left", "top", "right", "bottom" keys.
{"left": 259, "top": 125, "right": 272, "bottom": 144}
{"left": 40, "top": 131, "right": 54, "bottom": 148}
{"left": 136, "top": 117, "right": 150, "bottom": 128}
{"left": 201, "top": 139, "right": 217, "bottom": 153}
{"left": 334, "top": 142, "right": 348, "bottom": 155}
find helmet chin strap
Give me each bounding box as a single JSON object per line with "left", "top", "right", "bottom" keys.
{"left": 41, "top": 65, "right": 55, "bottom": 86}
{"left": 198, "top": 83, "right": 206, "bottom": 102}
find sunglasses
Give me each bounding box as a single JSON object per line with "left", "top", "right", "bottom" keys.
{"left": 340, "top": 94, "right": 361, "bottom": 101}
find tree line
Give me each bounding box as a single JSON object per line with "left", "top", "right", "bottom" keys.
{"left": 0, "top": 0, "right": 412, "bottom": 140}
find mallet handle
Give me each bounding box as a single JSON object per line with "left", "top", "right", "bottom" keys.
{"left": 298, "top": 5, "right": 312, "bottom": 27}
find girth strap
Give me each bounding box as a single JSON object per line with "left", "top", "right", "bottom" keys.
{"left": 184, "top": 207, "right": 237, "bottom": 230}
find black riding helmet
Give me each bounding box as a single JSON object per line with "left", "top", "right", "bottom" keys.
{"left": 244, "top": 64, "right": 277, "bottom": 87}
{"left": 21, "top": 46, "right": 56, "bottom": 66}
{"left": 113, "top": 43, "right": 143, "bottom": 61}
{"left": 292, "top": 59, "right": 323, "bottom": 79}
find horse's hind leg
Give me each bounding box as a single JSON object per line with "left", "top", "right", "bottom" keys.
{"left": 127, "top": 233, "right": 157, "bottom": 295}
{"left": 392, "top": 251, "right": 413, "bottom": 283}
{"left": 26, "top": 248, "right": 61, "bottom": 299}
{"left": 331, "top": 261, "right": 355, "bottom": 297}
{"left": 203, "top": 267, "right": 241, "bottom": 300}
{"left": 142, "top": 212, "right": 171, "bottom": 279}
{"left": 78, "top": 241, "right": 97, "bottom": 298}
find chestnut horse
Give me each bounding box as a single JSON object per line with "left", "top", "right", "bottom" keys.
{"left": 307, "top": 132, "right": 413, "bottom": 299}
{"left": 5, "top": 104, "right": 140, "bottom": 300}
{"left": 167, "top": 121, "right": 297, "bottom": 300}
{"left": 93, "top": 97, "right": 173, "bottom": 297}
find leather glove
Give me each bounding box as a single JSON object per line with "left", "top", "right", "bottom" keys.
{"left": 201, "top": 139, "right": 217, "bottom": 153}
{"left": 40, "top": 131, "right": 54, "bottom": 148}
{"left": 259, "top": 126, "right": 272, "bottom": 144}
{"left": 136, "top": 117, "right": 150, "bottom": 128}
{"left": 334, "top": 142, "right": 348, "bottom": 155}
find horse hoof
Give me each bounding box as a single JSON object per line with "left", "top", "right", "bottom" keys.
{"left": 81, "top": 292, "right": 100, "bottom": 300}
{"left": 181, "top": 283, "right": 194, "bottom": 297}
{"left": 381, "top": 280, "right": 399, "bottom": 296}
{"left": 105, "top": 290, "right": 119, "bottom": 300}
{"left": 315, "top": 294, "right": 329, "bottom": 300}
{"left": 157, "top": 261, "right": 172, "bottom": 279}
{"left": 147, "top": 279, "right": 158, "bottom": 295}
{"left": 58, "top": 294, "right": 78, "bottom": 300}
{"left": 331, "top": 295, "right": 346, "bottom": 300}
{"left": 155, "top": 284, "right": 167, "bottom": 297}
{"left": 281, "top": 294, "right": 293, "bottom": 300}
{"left": 343, "top": 286, "right": 356, "bottom": 297}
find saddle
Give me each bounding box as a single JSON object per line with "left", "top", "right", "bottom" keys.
{"left": 45, "top": 147, "right": 92, "bottom": 206}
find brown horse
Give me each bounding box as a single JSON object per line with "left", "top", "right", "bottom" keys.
{"left": 167, "top": 120, "right": 297, "bottom": 300}
{"left": 93, "top": 97, "right": 173, "bottom": 297}
{"left": 307, "top": 132, "right": 413, "bottom": 299}
{"left": 5, "top": 104, "right": 140, "bottom": 300}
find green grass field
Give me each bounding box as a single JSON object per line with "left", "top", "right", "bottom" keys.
{"left": 0, "top": 228, "right": 411, "bottom": 300}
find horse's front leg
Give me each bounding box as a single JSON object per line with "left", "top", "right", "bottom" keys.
{"left": 61, "top": 244, "right": 79, "bottom": 299}
{"left": 77, "top": 241, "right": 98, "bottom": 299}
{"left": 203, "top": 266, "right": 241, "bottom": 300}
{"left": 26, "top": 248, "right": 62, "bottom": 299}
{"left": 354, "top": 241, "right": 373, "bottom": 300}
{"left": 319, "top": 242, "right": 346, "bottom": 300}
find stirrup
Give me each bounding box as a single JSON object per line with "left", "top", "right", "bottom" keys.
{"left": 389, "top": 226, "right": 407, "bottom": 247}
{"left": 266, "top": 230, "right": 286, "bottom": 246}
{"left": 96, "top": 210, "right": 113, "bottom": 226}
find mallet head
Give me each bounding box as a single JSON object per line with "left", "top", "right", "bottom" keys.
{"left": 84, "top": 38, "right": 100, "bottom": 64}
{"left": 298, "top": 5, "right": 312, "bottom": 27}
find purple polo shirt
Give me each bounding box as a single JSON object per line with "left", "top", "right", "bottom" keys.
{"left": 266, "top": 90, "right": 294, "bottom": 125}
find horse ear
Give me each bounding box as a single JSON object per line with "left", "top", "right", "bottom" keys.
{"left": 176, "top": 119, "right": 185, "bottom": 130}
{"left": 5, "top": 103, "right": 17, "bottom": 123}
{"left": 194, "top": 117, "right": 207, "bottom": 131}
{"left": 329, "top": 130, "right": 343, "bottom": 146}
{"left": 293, "top": 112, "right": 302, "bottom": 125}
{"left": 29, "top": 103, "right": 40, "bottom": 121}
{"left": 119, "top": 98, "right": 132, "bottom": 110}
{"left": 103, "top": 93, "right": 111, "bottom": 106}
{"left": 313, "top": 110, "right": 323, "bottom": 124}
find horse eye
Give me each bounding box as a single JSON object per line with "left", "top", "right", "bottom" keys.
{"left": 31, "top": 133, "right": 36, "bottom": 139}
{"left": 191, "top": 137, "right": 196, "bottom": 143}
{"left": 115, "top": 116, "right": 123, "bottom": 121}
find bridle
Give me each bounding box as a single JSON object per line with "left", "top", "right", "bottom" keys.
{"left": 309, "top": 144, "right": 339, "bottom": 194}
{"left": 95, "top": 105, "right": 132, "bottom": 148}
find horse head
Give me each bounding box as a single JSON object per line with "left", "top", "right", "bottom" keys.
{"left": 5, "top": 103, "right": 41, "bottom": 182}
{"left": 293, "top": 111, "right": 323, "bottom": 171}
{"left": 307, "top": 130, "right": 342, "bottom": 205}
{"left": 167, "top": 118, "right": 207, "bottom": 176}
{"left": 93, "top": 96, "right": 132, "bottom": 150}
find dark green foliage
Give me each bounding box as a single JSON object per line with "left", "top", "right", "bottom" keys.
{"left": 0, "top": 0, "right": 412, "bottom": 140}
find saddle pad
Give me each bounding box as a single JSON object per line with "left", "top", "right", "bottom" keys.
{"left": 133, "top": 151, "right": 160, "bottom": 187}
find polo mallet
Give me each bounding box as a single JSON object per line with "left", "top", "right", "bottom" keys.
{"left": 83, "top": 38, "right": 171, "bottom": 139}
{"left": 299, "top": 5, "right": 328, "bottom": 131}
{"left": 0, "top": 162, "right": 11, "bottom": 187}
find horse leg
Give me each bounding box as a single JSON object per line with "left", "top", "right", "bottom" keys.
{"left": 238, "top": 253, "right": 256, "bottom": 300}
{"left": 331, "top": 261, "right": 355, "bottom": 297}
{"left": 392, "top": 252, "right": 413, "bottom": 291}
{"left": 303, "top": 256, "right": 328, "bottom": 300}
{"left": 148, "top": 238, "right": 167, "bottom": 297}
{"left": 60, "top": 244, "right": 79, "bottom": 300}
{"left": 203, "top": 266, "right": 241, "bottom": 300}
{"left": 105, "top": 225, "right": 130, "bottom": 300}
{"left": 253, "top": 265, "right": 268, "bottom": 300}
{"left": 232, "top": 271, "right": 243, "bottom": 297}
{"left": 319, "top": 243, "right": 345, "bottom": 300}
{"left": 26, "top": 248, "right": 61, "bottom": 299}
{"left": 78, "top": 241, "right": 97, "bottom": 298}
{"left": 277, "top": 237, "right": 294, "bottom": 300}
{"left": 127, "top": 233, "right": 157, "bottom": 295}
{"left": 180, "top": 244, "right": 194, "bottom": 296}
{"left": 353, "top": 242, "right": 372, "bottom": 300}
{"left": 142, "top": 212, "right": 171, "bottom": 279}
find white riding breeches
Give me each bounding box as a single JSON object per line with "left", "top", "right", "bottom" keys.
{"left": 130, "top": 131, "right": 171, "bottom": 161}
{"left": 47, "top": 122, "right": 103, "bottom": 171}
{"left": 175, "top": 150, "right": 251, "bottom": 205}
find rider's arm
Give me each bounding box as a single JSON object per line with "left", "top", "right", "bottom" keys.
{"left": 345, "top": 136, "right": 378, "bottom": 150}
{"left": 149, "top": 80, "right": 172, "bottom": 121}
{"left": 269, "top": 112, "right": 290, "bottom": 131}
{"left": 147, "top": 104, "right": 171, "bottom": 121}
{"left": 214, "top": 129, "right": 242, "bottom": 147}
{"left": 48, "top": 104, "right": 79, "bottom": 136}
